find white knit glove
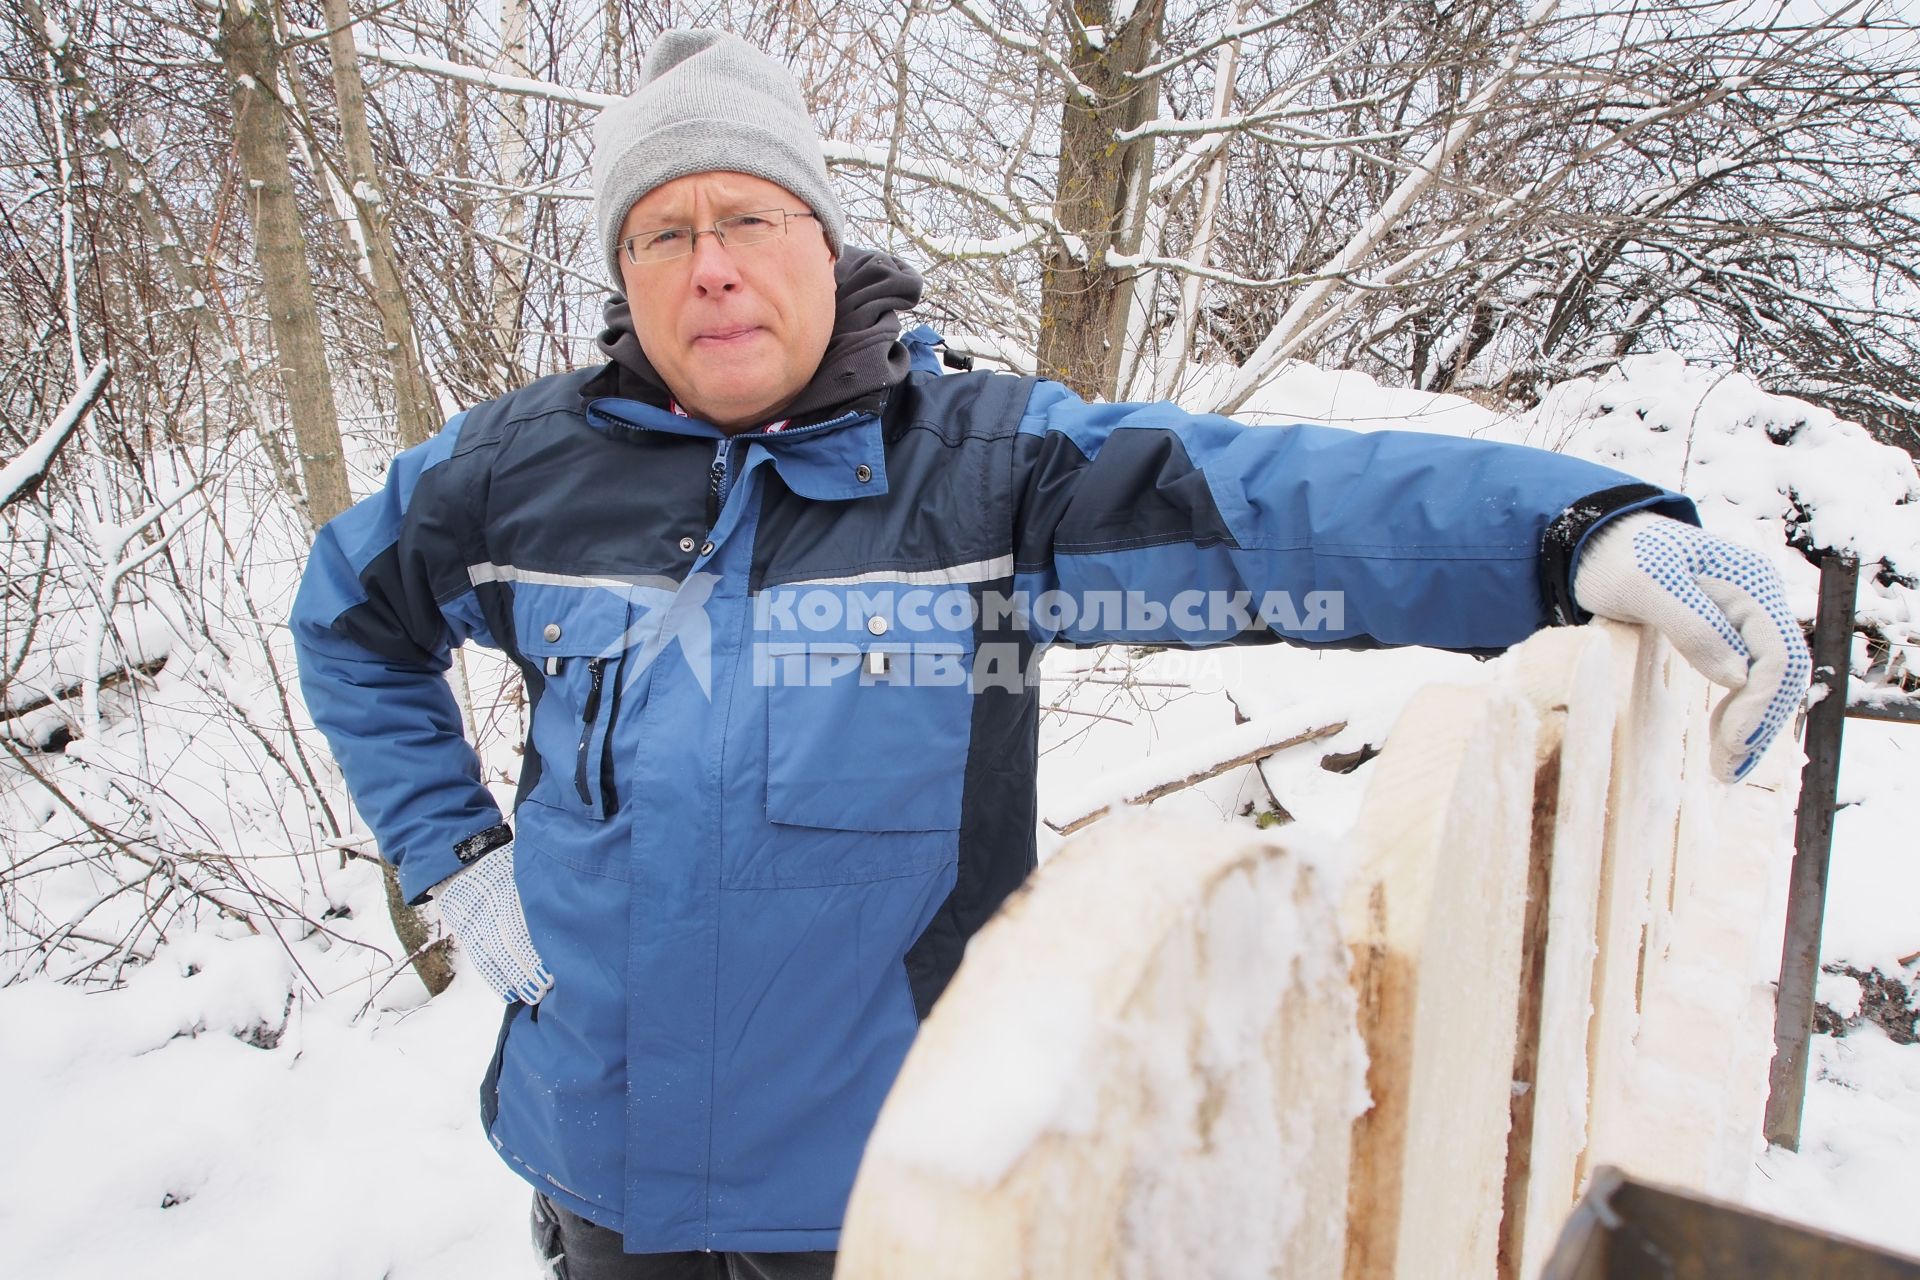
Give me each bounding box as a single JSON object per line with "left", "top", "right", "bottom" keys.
{"left": 433, "top": 842, "right": 553, "bottom": 1005}
{"left": 1573, "top": 512, "right": 1812, "bottom": 782}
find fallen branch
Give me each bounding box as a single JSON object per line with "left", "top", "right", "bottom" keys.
{"left": 1045, "top": 717, "right": 1345, "bottom": 835}
{"left": 0, "top": 656, "right": 169, "bottom": 736}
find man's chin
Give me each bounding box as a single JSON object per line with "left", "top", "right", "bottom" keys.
{"left": 683, "top": 385, "right": 792, "bottom": 432}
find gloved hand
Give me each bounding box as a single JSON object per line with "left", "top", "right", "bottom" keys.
{"left": 433, "top": 841, "right": 554, "bottom": 1004}
{"left": 1573, "top": 511, "right": 1812, "bottom": 782}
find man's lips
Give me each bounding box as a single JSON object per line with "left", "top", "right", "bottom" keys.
{"left": 692, "top": 325, "right": 763, "bottom": 346}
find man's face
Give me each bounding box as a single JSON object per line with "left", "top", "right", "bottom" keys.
{"left": 617, "top": 171, "right": 837, "bottom": 433}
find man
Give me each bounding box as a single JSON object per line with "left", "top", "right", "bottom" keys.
{"left": 291, "top": 28, "right": 1810, "bottom": 1278}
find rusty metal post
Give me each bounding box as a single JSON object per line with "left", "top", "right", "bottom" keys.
{"left": 1764, "top": 550, "right": 1858, "bottom": 1149}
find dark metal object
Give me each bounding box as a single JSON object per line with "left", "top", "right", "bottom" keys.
{"left": 1765, "top": 550, "right": 1859, "bottom": 1150}
{"left": 1541, "top": 1167, "right": 1920, "bottom": 1280}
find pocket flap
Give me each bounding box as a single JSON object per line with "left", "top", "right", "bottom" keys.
{"left": 514, "top": 582, "right": 635, "bottom": 658}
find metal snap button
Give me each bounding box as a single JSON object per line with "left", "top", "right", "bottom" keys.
{"left": 679, "top": 536, "right": 696, "bottom": 553}
{"left": 542, "top": 622, "right": 561, "bottom": 643}
{"left": 700, "top": 540, "right": 715, "bottom": 557}
{"left": 866, "top": 614, "right": 889, "bottom": 636}
{"left": 855, "top": 464, "right": 873, "bottom": 483}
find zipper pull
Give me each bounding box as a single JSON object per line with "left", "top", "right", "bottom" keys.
{"left": 706, "top": 440, "right": 730, "bottom": 530}
{"left": 575, "top": 657, "right": 608, "bottom": 805}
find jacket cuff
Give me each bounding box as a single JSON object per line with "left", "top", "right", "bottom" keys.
{"left": 404, "top": 821, "right": 513, "bottom": 906}
{"left": 1540, "top": 483, "right": 1701, "bottom": 626}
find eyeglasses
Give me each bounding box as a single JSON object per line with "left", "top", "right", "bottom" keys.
{"left": 618, "top": 209, "right": 818, "bottom": 266}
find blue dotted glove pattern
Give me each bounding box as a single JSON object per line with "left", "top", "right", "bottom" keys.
{"left": 1628, "top": 520, "right": 1813, "bottom": 779}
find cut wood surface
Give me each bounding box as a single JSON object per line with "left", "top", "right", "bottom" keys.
{"left": 1498, "top": 626, "right": 1620, "bottom": 1280}
{"left": 839, "top": 819, "right": 1359, "bottom": 1280}
{"left": 1339, "top": 681, "right": 1538, "bottom": 1280}
{"left": 1578, "top": 622, "right": 1689, "bottom": 1188}
{"left": 1624, "top": 661, "right": 1798, "bottom": 1195}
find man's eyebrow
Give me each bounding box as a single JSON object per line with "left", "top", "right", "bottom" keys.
{"left": 629, "top": 208, "right": 690, "bottom": 229}
{"left": 631, "top": 195, "right": 773, "bottom": 228}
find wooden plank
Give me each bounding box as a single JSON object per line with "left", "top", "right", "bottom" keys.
{"left": 1340, "top": 682, "right": 1539, "bottom": 1280}
{"left": 1495, "top": 627, "right": 1621, "bottom": 1280}
{"left": 1578, "top": 621, "right": 1691, "bottom": 1185}
{"left": 1766, "top": 551, "right": 1859, "bottom": 1149}
{"left": 1622, "top": 647, "right": 1796, "bottom": 1195}
{"left": 838, "top": 818, "right": 1359, "bottom": 1279}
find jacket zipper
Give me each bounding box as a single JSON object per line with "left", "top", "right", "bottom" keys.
{"left": 705, "top": 438, "right": 731, "bottom": 531}
{"left": 574, "top": 656, "right": 609, "bottom": 806}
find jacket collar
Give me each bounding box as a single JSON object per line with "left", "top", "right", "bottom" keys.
{"left": 583, "top": 393, "right": 890, "bottom": 502}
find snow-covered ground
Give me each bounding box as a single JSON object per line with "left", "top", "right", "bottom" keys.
{"left": 3, "top": 352, "right": 1917, "bottom": 1274}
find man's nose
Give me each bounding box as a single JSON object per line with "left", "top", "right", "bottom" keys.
{"left": 688, "top": 232, "right": 741, "bottom": 295}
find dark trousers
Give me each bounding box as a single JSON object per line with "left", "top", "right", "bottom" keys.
{"left": 531, "top": 1193, "right": 837, "bottom": 1280}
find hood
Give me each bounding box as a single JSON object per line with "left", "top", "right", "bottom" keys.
{"left": 591, "top": 245, "right": 925, "bottom": 426}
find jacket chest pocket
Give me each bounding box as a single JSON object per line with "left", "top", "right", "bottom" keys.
{"left": 741, "top": 631, "right": 974, "bottom": 889}
{"left": 516, "top": 586, "right": 635, "bottom": 822}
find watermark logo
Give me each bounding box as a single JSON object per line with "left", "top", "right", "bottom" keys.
{"left": 584, "top": 578, "right": 1347, "bottom": 694}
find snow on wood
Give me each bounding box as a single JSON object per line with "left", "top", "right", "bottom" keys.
{"left": 1044, "top": 717, "right": 1344, "bottom": 836}
{"left": 281, "top": 24, "right": 619, "bottom": 112}
{"left": 1339, "top": 681, "right": 1538, "bottom": 1280}
{"left": 1623, "top": 659, "right": 1797, "bottom": 1194}
{"left": 839, "top": 818, "right": 1360, "bottom": 1279}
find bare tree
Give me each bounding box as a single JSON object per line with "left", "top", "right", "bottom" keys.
{"left": 319, "top": 0, "right": 439, "bottom": 448}
{"left": 215, "top": 0, "right": 352, "bottom": 523}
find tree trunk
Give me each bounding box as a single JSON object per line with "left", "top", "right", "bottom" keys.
{"left": 216, "top": 0, "right": 352, "bottom": 526}
{"left": 1036, "top": 0, "right": 1168, "bottom": 402}
{"left": 219, "top": 0, "right": 448, "bottom": 996}
{"left": 1151, "top": 8, "right": 1247, "bottom": 403}
{"left": 486, "top": 0, "right": 532, "bottom": 395}
{"left": 320, "top": 0, "right": 438, "bottom": 448}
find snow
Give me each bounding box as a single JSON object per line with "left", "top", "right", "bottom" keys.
{"left": 1813, "top": 720, "right": 1920, "bottom": 976}
{"left": 4, "top": 348, "right": 1918, "bottom": 1271}
{"left": 1750, "top": 1028, "right": 1920, "bottom": 1257}
{"left": 1818, "top": 970, "right": 1865, "bottom": 1022}
{"left": 0, "top": 906, "right": 532, "bottom": 1278}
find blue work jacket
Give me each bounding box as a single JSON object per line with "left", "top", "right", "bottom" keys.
{"left": 290, "top": 340, "right": 1692, "bottom": 1252}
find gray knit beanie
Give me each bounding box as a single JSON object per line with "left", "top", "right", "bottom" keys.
{"left": 592, "top": 29, "right": 846, "bottom": 287}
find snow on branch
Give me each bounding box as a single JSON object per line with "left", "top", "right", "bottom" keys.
{"left": 946, "top": 0, "right": 1094, "bottom": 105}
{"left": 1043, "top": 711, "right": 1346, "bottom": 836}
{"left": 0, "top": 359, "right": 108, "bottom": 513}
{"left": 282, "top": 23, "right": 621, "bottom": 110}
{"left": 1209, "top": 1, "right": 1567, "bottom": 413}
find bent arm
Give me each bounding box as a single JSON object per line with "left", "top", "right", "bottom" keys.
{"left": 291, "top": 414, "right": 506, "bottom": 903}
